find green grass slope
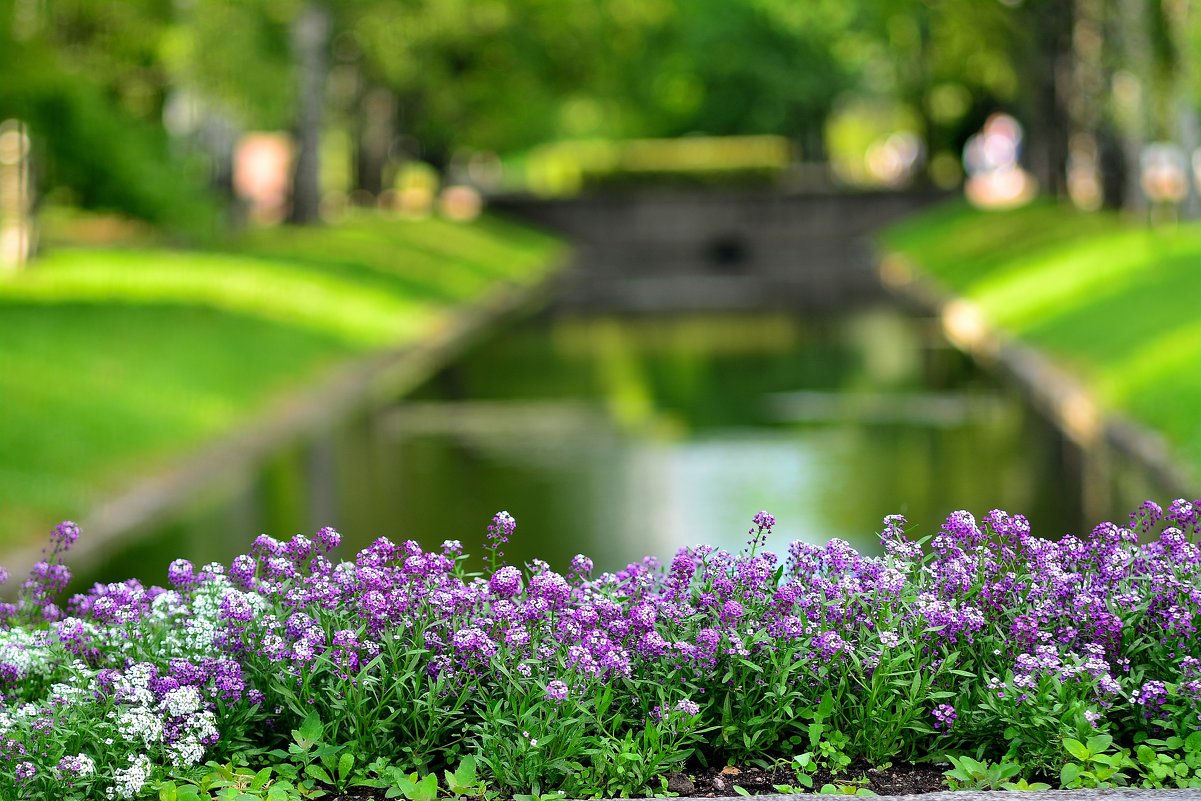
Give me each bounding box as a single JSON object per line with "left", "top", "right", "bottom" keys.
{"left": 881, "top": 201, "right": 1201, "bottom": 481}
{"left": 0, "top": 211, "right": 563, "bottom": 547}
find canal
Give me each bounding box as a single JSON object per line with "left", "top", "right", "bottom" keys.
{"left": 76, "top": 301, "right": 1145, "bottom": 586}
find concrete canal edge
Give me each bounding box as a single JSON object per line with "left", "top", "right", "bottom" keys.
{"left": 0, "top": 260, "right": 570, "bottom": 580}
{"left": 877, "top": 250, "right": 1197, "bottom": 519}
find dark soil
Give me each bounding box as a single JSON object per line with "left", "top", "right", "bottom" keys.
{"left": 320, "top": 761, "right": 948, "bottom": 799}
{"left": 686, "top": 760, "right": 947, "bottom": 796}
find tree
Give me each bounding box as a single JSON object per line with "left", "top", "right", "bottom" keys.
{"left": 0, "top": 0, "right": 217, "bottom": 237}
{"left": 288, "top": 1, "right": 330, "bottom": 223}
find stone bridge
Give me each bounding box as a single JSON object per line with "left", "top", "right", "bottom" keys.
{"left": 494, "top": 188, "right": 948, "bottom": 312}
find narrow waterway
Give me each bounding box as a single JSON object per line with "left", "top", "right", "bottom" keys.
{"left": 78, "top": 304, "right": 1147, "bottom": 586}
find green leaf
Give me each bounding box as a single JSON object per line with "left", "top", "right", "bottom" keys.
{"left": 808, "top": 721, "right": 827, "bottom": 748}
{"left": 296, "top": 713, "right": 324, "bottom": 748}
{"left": 1086, "top": 734, "right": 1114, "bottom": 755}
{"left": 817, "top": 691, "right": 835, "bottom": 719}
{"left": 1060, "top": 763, "right": 1082, "bottom": 788}
{"left": 159, "top": 782, "right": 178, "bottom": 801}
{"left": 1001, "top": 779, "right": 1051, "bottom": 791}
{"left": 338, "top": 752, "right": 354, "bottom": 781}
{"left": 733, "top": 786, "right": 751, "bottom": 797}
{"left": 1063, "top": 739, "right": 1091, "bottom": 761}
{"left": 306, "top": 764, "right": 333, "bottom": 784}
{"left": 448, "top": 754, "right": 478, "bottom": 790}
{"left": 250, "top": 768, "right": 273, "bottom": 790}
{"left": 400, "top": 772, "right": 440, "bottom": 801}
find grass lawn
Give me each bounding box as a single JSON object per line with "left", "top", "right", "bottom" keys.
{"left": 881, "top": 200, "right": 1201, "bottom": 482}
{"left": 0, "top": 211, "right": 563, "bottom": 549}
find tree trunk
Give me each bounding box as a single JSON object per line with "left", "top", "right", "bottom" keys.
{"left": 354, "top": 85, "right": 396, "bottom": 199}
{"left": 288, "top": 1, "right": 330, "bottom": 225}
{"left": 1066, "top": 0, "right": 1107, "bottom": 207}
{"left": 1115, "top": 0, "right": 1153, "bottom": 214}
{"left": 1166, "top": 0, "right": 1200, "bottom": 219}
{"left": 1024, "top": 2, "right": 1073, "bottom": 199}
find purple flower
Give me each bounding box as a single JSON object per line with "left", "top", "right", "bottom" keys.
{"left": 55, "top": 753, "right": 96, "bottom": 780}
{"left": 569, "top": 554, "right": 593, "bottom": 582}
{"left": 453, "top": 627, "right": 497, "bottom": 662}
{"left": 486, "top": 511, "right": 516, "bottom": 567}
{"left": 229, "top": 555, "right": 257, "bottom": 589}
{"left": 14, "top": 761, "right": 35, "bottom": 784}
{"left": 1131, "top": 500, "right": 1164, "bottom": 533}
{"left": 630, "top": 602, "right": 657, "bottom": 630}
{"left": 490, "top": 566, "right": 523, "bottom": 598}
{"left": 747, "top": 510, "right": 776, "bottom": 553}
{"left": 674, "top": 698, "right": 700, "bottom": 716}
{"left": 1133, "top": 680, "right": 1169, "bottom": 710}
{"left": 545, "top": 680, "right": 569, "bottom": 702}
{"left": 167, "top": 559, "right": 195, "bottom": 589}
{"left": 931, "top": 703, "right": 957, "bottom": 731}
{"left": 50, "top": 521, "right": 80, "bottom": 553}
{"left": 315, "top": 526, "right": 342, "bottom": 553}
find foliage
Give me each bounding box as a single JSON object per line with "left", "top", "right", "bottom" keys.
{"left": 1059, "top": 734, "right": 1136, "bottom": 788}
{"left": 0, "top": 1, "right": 219, "bottom": 235}
{"left": 942, "top": 754, "right": 1021, "bottom": 790}
{"left": 1133, "top": 732, "right": 1201, "bottom": 788}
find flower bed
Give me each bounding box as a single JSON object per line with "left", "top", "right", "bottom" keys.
{"left": 3, "top": 501, "right": 1201, "bottom": 800}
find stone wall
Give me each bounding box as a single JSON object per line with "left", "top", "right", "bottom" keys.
{"left": 494, "top": 188, "right": 948, "bottom": 312}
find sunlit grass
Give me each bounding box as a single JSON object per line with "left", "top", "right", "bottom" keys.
{"left": 3, "top": 248, "right": 433, "bottom": 345}
{"left": 882, "top": 201, "right": 1201, "bottom": 477}
{"left": 0, "top": 211, "right": 563, "bottom": 548}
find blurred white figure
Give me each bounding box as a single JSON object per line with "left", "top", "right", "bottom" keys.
{"left": 865, "top": 132, "right": 924, "bottom": 187}
{"left": 1141, "top": 143, "right": 1188, "bottom": 204}
{"left": 963, "top": 113, "right": 1037, "bottom": 209}
{"left": 234, "top": 133, "right": 294, "bottom": 225}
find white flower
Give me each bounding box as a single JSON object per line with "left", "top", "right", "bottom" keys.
{"left": 107, "top": 754, "right": 152, "bottom": 800}
{"left": 162, "top": 686, "right": 203, "bottom": 717}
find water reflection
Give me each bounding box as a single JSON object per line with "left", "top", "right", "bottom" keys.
{"left": 82, "top": 307, "right": 1113, "bottom": 586}
{"left": 389, "top": 308, "right": 1067, "bottom": 564}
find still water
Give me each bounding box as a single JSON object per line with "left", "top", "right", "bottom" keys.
{"left": 79, "top": 305, "right": 1124, "bottom": 586}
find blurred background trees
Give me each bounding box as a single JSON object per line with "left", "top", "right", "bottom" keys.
{"left": 2, "top": 0, "right": 1200, "bottom": 236}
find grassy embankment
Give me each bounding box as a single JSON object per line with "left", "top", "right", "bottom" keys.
{"left": 0, "top": 211, "right": 563, "bottom": 549}
{"left": 881, "top": 200, "right": 1201, "bottom": 484}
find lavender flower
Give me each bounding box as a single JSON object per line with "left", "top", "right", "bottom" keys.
{"left": 490, "top": 566, "right": 522, "bottom": 598}
{"left": 931, "top": 703, "right": 957, "bottom": 731}
{"left": 674, "top": 699, "right": 700, "bottom": 716}
{"left": 0, "top": 500, "right": 1199, "bottom": 799}
{"left": 486, "top": 511, "right": 516, "bottom": 569}
{"left": 14, "top": 761, "right": 35, "bottom": 784}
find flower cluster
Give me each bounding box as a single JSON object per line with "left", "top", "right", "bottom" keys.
{"left": 931, "top": 703, "right": 957, "bottom": 731}
{"left": 0, "top": 498, "right": 1198, "bottom": 798}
